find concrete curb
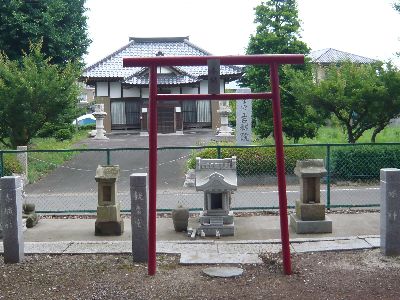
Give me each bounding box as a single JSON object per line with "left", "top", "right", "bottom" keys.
{"left": 0, "top": 235, "right": 380, "bottom": 264}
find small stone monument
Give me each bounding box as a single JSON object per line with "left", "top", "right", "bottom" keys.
{"left": 0, "top": 176, "right": 24, "bottom": 263}
{"left": 92, "top": 104, "right": 108, "bottom": 140}
{"left": 290, "top": 159, "right": 332, "bottom": 233}
{"left": 195, "top": 157, "right": 237, "bottom": 236}
{"left": 380, "top": 168, "right": 400, "bottom": 256}
{"left": 130, "top": 173, "right": 148, "bottom": 262}
{"left": 95, "top": 165, "right": 124, "bottom": 235}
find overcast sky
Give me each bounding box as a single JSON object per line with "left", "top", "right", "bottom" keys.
{"left": 84, "top": 0, "right": 400, "bottom": 67}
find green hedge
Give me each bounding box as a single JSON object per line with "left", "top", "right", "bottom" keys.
{"left": 187, "top": 146, "right": 318, "bottom": 176}
{"left": 331, "top": 145, "right": 400, "bottom": 181}
{"left": 2, "top": 154, "right": 23, "bottom": 176}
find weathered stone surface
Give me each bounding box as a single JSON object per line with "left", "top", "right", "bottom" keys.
{"left": 95, "top": 220, "right": 124, "bottom": 236}
{"left": 95, "top": 165, "right": 123, "bottom": 236}
{"left": 1, "top": 176, "right": 24, "bottom": 263}
{"left": 180, "top": 252, "right": 262, "bottom": 264}
{"left": 203, "top": 267, "right": 244, "bottom": 278}
{"left": 290, "top": 214, "right": 332, "bottom": 234}
{"left": 295, "top": 201, "right": 326, "bottom": 221}
{"left": 294, "top": 159, "right": 327, "bottom": 178}
{"left": 130, "top": 173, "right": 148, "bottom": 263}
{"left": 380, "top": 168, "right": 400, "bottom": 256}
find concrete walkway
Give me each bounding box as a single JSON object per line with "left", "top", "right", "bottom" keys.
{"left": 0, "top": 213, "right": 381, "bottom": 264}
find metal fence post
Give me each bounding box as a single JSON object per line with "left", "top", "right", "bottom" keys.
{"left": 326, "top": 144, "right": 331, "bottom": 210}
{"left": 0, "top": 151, "right": 3, "bottom": 177}
{"left": 217, "top": 145, "right": 221, "bottom": 159}
{"left": 106, "top": 149, "right": 111, "bottom": 165}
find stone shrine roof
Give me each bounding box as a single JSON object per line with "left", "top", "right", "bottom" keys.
{"left": 195, "top": 157, "right": 237, "bottom": 191}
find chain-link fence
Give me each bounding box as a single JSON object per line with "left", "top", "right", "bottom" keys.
{"left": 0, "top": 143, "right": 396, "bottom": 214}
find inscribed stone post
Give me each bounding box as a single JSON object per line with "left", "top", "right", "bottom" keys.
{"left": 130, "top": 173, "right": 148, "bottom": 262}
{"left": 380, "top": 168, "right": 400, "bottom": 256}
{"left": 236, "top": 88, "right": 252, "bottom": 145}
{"left": 0, "top": 176, "right": 24, "bottom": 263}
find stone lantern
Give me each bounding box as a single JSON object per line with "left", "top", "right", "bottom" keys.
{"left": 92, "top": 104, "right": 108, "bottom": 140}
{"left": 216, "top": 101, "right": 233, "bottom": 136}
{"left": 95, "top": 165, "right": 124, "bottom": 235}
{"left": 195, "top": 157, "right": 237, "bottom": 236}
{"left": 290, "top": 159, "right": 332, "bottom": 233}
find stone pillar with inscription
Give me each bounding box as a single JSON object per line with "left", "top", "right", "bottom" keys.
{"left": 95, "top": 165, "right": 124, "bottom": 236}
{"left": 380, "top": 168, "right": 400, "bottom": 256}
{"left": 130, "top": 173, "right": 148, "bottom": 262}
{"left": 175, "top": 107, "right": 183, "bottom": 135}
{"left": 236, "top": 88, "right": 252, "bottom": 145}
{"left": 0, "top": 176, "right": 24, "bottom": 263}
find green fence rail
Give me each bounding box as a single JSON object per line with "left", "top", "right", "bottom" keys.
{"left": 1, "top": 142, "right": 396, "bottom": 213}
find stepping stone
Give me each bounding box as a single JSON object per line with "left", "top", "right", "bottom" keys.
{"left": 203, "top": 267, "right": 243, "bottom": 278}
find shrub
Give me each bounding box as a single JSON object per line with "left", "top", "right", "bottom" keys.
{"left": 37, "top": 122, "right": 75, "bottom": 139}
{"left": 2, "top": 154, "right": 23, "bottom": 176}
{"left": 330, "top": 145, "right": 400, "bottom": 181}
{"left": 187, "top": 145, "right": 317, "bottom": 176}
{"left": 78, "top": 124, "right": 95, "bottom": 131}
{"left": 54, "top": 128, "right": 74, "bottom": 141}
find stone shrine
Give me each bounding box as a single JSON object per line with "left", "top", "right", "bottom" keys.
{"left": 95, "top": 165, "right": 124, "bottom": 235}
{"left": 195, "top": 156, "right": 237, "bottom": 236}
{"left": 290, "top": 159, "right": 332, "bottom": 233}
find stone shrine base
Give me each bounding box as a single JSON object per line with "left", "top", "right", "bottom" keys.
{"left": 198, "top": 211, "right": 235, "bottom": 237}
{"left": 95, "top": 220, "right": 124, "bottom": 236}
{"left": 290, "top": 214, "right": 332, "bottom": 234}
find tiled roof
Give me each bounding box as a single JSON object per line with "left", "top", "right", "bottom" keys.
{"left": 309, "top": 48, "right": 377, "bottom": 64}
{"left": 82, "top": 37, "right": 242, "bottom": 85}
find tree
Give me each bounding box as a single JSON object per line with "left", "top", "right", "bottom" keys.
{"left": 0, "top": 0, "right": 90, "bottom": 66}
{"left": 0, "top": 43, "right": 81, "bottom": 148}
{"left": 300, "top": 61, "right": 400, "bottom": 143}
{"left": 242, "top": 0, "right": 323, "bottom": 142}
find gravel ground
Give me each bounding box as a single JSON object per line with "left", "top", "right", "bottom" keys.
{"left": 1, "top": 249, "right": 399, "bottom": 299}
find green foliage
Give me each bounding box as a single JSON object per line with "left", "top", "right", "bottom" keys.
{"left": 2, "top": 154, "right": 23, "bottom": 176}
{"left": 27, "top": 130, "right": 88, "bottom": 183}
{"left": 78, "top": 124, "right": 96, "bottom": 131}
{"left": 331, "top": 145, "right": 400, "bottom": 181}
{"left": 242, "top": 0, "right": 323, "bottom": 142}
{"left": 306, "top": 61, "right": 400, "bottom": 143}
{"left": 0, "top": 42, "right": 82, "bottom": 148}
{"left": 0, "top": 0, "right": 90, "bottom": 66}
{"left": 54, "top": 128, "right": 74, "bottom": 141}
{"left": 187, "top": 145, "right": 317, "bottom": 176}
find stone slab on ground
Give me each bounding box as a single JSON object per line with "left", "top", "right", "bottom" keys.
{"left": 364, "top": 237, "right": 380, "bottom": 248}
{"left": 157, "top": 242, "right": 218, "bottom": 254}
{"left": 24, "top": 242, "right": 71, "bottom": 254}
{"left": 180, "top": 252, "right": 262, "bottom": 264}
{"left": 292, "top": 238, "right": 372, "bottom": 253}
{"left": 203, "top": 267, "right": 244, "bottom": 278}
{"left": 64, "top": 241, "right": 131, "bottom": 254}
{"left": 217, "top": 243, "right": 284, "bottom": 254}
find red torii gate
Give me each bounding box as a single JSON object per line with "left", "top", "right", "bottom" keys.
{"left": 123, "top": 54, "right": 304, "bottom": 275}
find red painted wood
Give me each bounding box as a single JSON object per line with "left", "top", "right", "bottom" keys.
{"left": 122, "top": 53, "right": 305, "bottom": 276}
{"left": 148, "top": 65, "right": 158, "bottom": 276}
{"left": 157, "top": 93, "right": 272, "bottom": 101}
{"left": 123, "top": 54, "right": 304, "bottom": 67}
{"left": 270, "top": 63, "right": 292, "bottom": 275}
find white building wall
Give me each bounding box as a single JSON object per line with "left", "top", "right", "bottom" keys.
{"left": 96, "top": 82, "right": 108, "bottom": 97}
{"left": 109, "top": 82, "right": 121, "bottom": 98}
{"left": 123, "top": 87, "right": 140, "bottom": 98}
{"left": 141, "top": 88, "right": 149, "bottom": 98}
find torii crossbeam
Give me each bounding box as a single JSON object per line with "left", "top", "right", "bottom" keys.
{"left": 123, "top": 54, "right": 305, "bottom": 275}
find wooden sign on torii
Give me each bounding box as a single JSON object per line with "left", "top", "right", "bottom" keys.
{"left": 123, "top": 54, "right": 305, "bottom": 276}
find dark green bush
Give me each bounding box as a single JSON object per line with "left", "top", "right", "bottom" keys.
{"left": 54, "top": 128, "right": 74, "bottom": 141}
{"left": 331, "top": 145, "right": 400, "bottom": 181}
{"left": 37, "top": 122, "right": 75, "bottom": 139}
{"left": 2, "top": 154, "right": 23, "bottom": 176}
{"left": 187, "top": 145, "right": 317, "bottom": 176}
{"left": 78, "top": 124, "right": 95, "bottom": 131}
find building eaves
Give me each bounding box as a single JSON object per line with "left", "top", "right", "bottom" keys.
{"left": 309, "top": 48, "right": 377, "bottom": 64}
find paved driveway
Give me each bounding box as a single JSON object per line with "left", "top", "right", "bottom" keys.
{"left": 25, "top": 130, "right": 216, "bottom": 194}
